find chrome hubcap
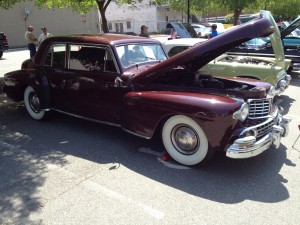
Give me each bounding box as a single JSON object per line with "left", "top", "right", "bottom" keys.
{"left": 29, "top": 92, "right": 41, "bottom": 113}
{"left": 171, "top": 124, "right": 199, "bottom": 155}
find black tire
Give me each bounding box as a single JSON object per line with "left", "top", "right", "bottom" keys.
{"left": 24, "top": 86, "right": 47, "bottom": 120}
{"left": 162, "top": 115, "right": 211, "bottom": 165}
{"left": 0, "top": 51, "right": 3, "bottom": 58}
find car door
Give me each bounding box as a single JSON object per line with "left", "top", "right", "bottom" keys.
{"left": 41, "top": 43, "right": 78, "bottom": 112}
{"left": 63, "top": 44, "right": 129, "bottom": 124}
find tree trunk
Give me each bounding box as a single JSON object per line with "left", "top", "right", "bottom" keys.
{"left": 96, "top": 0, "right": 110, "bottom": 33}
{"left": 233, "top": 8, "right": 242, "bottom": 25}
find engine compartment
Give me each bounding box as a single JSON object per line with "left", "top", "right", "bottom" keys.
{"left": 218, "top": 56, "right": 275, "bottom": 66}
{"left": 146, "top": 68, "right": 258, "bottom": 93}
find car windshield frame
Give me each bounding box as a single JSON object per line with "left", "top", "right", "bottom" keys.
{"left": 116, "top": 43, "right": 167, "bottom": 68}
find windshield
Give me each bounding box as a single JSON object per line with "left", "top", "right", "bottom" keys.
{"left": 116, "top": 43, "right": 167, "bottom": 68}
{"left": 246, "top": 38, "right": 266, "bottom": 47}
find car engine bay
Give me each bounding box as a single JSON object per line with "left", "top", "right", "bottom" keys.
{"left": 219, "top": 56, "right": 275, "bottom": 66}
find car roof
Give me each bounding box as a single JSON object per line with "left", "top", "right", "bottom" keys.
{"left": 35, "top": 33, "right": 162, "bottom": 64}
{"left": 42, "top": 33, "right": 160, "bottom": 46}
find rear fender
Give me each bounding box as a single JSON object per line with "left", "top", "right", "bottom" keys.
{"left": 25, "top": 70, "right": 52, "bottom": 110}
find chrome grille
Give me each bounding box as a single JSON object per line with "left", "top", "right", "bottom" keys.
{"left": 256, "top": 120, "right": 275, "bottom": 139}
{"left": 243, "top": 117, "right": 276, "bottom": 140}
{"left": 248, "top": 98, "right": 271, "bottom": 118}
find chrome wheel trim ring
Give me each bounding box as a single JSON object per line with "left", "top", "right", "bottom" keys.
{"left": 171, "top": 124, "right": 199, "bottom": 155}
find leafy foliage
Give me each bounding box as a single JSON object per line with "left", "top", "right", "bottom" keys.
{"left": 0, "top": 0, "right": 24, "bottom": 9}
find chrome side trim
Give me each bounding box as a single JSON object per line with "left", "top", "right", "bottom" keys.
{"left": 53, "top": 109, "right": 121, "bottom": 127}
{"left": 122, "top": 128, "right": 151, "bottom": 140}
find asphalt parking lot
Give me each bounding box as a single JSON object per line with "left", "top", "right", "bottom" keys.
{"left": 1, "top": 49, "right": 300, "bottom": 225}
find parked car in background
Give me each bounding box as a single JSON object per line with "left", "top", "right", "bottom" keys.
{"left": 153, "top": 37, "right": 207, "bottom": 57}
{"left": 191, "top": 23, "right": 225, "bottom": 38}
{"left": 228, "top": 12, "right": 300, "bottom": 72}
{"left": 191, "top": 24, "right": 210, "bottom": 37}
{"left": 3, "top": 18, "right": 291, "bottom": 166}
{"left": 0, "top": 32, "right": 9, "bottom": 58}
{"left": 279, "top": 17, "right": 300, "bottom": 49}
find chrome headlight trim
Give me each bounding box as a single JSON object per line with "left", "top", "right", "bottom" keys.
{"left": 233, "top": 103, "right": 249, "bottom": 122}
{"left": 268, "top": 85, "right": 276, "bottom": 97}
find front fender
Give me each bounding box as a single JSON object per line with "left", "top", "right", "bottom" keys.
{"left": 121, "top": 91, "right": 242, "bottom": 149}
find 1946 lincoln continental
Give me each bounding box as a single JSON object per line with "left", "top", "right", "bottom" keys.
{"left": 3, "top": 17, "right": 291, "bottom": 165}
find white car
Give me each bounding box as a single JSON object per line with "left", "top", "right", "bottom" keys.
{"left": 153, "top": 37, "right": 207, "bottom": 57}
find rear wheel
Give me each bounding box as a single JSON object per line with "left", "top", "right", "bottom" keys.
{"left": 24, "top": 86, "right": 47, "bottom": 120}
{"left": 162, "top": 115, "right": 210, "bottom": 165}
{"left": 0, "top": 51, "right": 3, "bottom": 58}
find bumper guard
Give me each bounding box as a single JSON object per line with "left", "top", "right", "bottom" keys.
{"left": 226, "top": 113, "right": 291, "bottom": 159}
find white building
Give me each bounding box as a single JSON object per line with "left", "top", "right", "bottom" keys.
{"left": 105, "top": 1, "right": 189, "bottom": 34}
{"left": 0, "top": 1, "right": 190, "bottom": 48}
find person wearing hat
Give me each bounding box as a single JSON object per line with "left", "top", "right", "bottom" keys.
{"left": 38, "top": 27, "right": 53, "bottom": 46}
{"left": 139, "top": 25, "right": 149, "bottom": 38}
{"left": 25, "top": 26, "right": 38, "bottom": 58}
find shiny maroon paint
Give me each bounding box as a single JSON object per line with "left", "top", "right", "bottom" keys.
{"left": 4, "top": 17, "right": 274, "bottom": 153}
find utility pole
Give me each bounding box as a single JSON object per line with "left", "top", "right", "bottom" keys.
{"left": 187, "top": 0, "right": 190, "bottom": 23}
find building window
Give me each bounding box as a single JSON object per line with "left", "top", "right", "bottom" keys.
{"left": 115, "top": 23, "right": 124, "bottom": 33}
{"left": 108, "top": 23, "right": 112, "bottom": 30}
{"left": 126, "top": 21, "right": 131, "bottom": 29}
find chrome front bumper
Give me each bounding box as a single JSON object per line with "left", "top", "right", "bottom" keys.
{"left": 226, "top": 113, "right": 291, "bottom": 159}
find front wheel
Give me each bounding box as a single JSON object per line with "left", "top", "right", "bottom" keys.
{"left": 0, "top": 51, "right": 3, "bottom": 58}
{"left": 162, "top": 115, "right": 210, "bottom": 166}
{"left": 24, "top": 86, "right": 47, "bottom": 120}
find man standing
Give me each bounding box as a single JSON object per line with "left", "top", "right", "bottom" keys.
{"left": 38, "top": 27, "right": 53, "bottom": 45}
{"left": 25, "top": 26, "right": 38, "bottom": 58}
{"left": 139, "top": 25, "right": 149, "bottom": 38}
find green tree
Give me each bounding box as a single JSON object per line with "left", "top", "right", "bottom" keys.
{"left": 213, "top": 0, "right": 259, "bottom": 25}
{"left": 0, "top": 0, "right": 24, "bottom": 9}
{"left": 259, "top": 0, "right": 300, "bottom": 21}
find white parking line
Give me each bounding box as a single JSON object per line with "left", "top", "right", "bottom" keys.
{"left": 83, "top": 180, "right": 165, "bottom": 220}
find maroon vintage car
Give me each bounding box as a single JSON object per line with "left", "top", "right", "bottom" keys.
{"left": 4, "top": 18, "right": 291, "bottom": 165}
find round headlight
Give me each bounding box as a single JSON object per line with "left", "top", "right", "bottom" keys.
{"left": 241, "top": 128, "right": 258, "bottom": 138}
{"left": 240, "top": 103, "right": 249, "bottom": 122}
{"left": 232, "top": 103, "right": 249, "bottom": 121}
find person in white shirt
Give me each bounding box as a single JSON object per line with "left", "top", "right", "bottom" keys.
{"left": 25, "top": 26, "right": 38, "bottom": 58}
{"left": 38, "top": 27, "right": 53, "bottom": 45}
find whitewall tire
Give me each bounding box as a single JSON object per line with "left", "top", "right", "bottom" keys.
{"left": 24, "top": 86, "right": 46, "bottom": 120}
{"left": 162, "top": 115, "right": 209, "bottom": 165}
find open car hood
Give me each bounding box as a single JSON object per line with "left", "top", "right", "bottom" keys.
{"left": 281, "top": 17, "right": 300, "bottom": 38}
{"left": 132, "top": 17, "right": 274, "bottom": 87}
{"left": 260, "top": 10, "right": 285, "bottom": 67}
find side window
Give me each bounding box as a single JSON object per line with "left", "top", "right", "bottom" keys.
{"left": 69, "top": 45, "right": 105, "bottom": 71}
{"left": 43, "top": 44, "right": 66, "bottom": 68}
{"left": 68, "top": 45, "right": 117, "bottom": 73}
